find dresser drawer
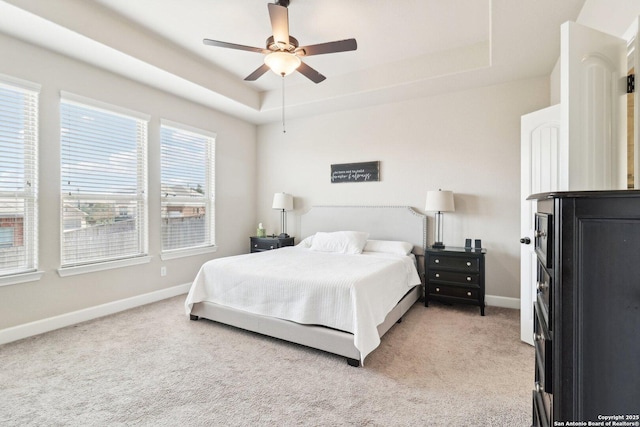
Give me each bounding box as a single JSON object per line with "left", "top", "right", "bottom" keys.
{"left": 429, "top": 270, "right": 479, "bottom": 285}
{"left": 428, "top": 255, "right": 479, "bottom": 271}
{"left": 534, "top": 305, "right": 552, "bottom": 394}
{"left": 428, "top": 284, "right": 479, "bottom": 301}
{"left": 536, "top": 262, "right": 552, "bottom": 330}
{"left": 532, "top": 389, "right": 550, "bottom": 427}
{"left": 534, "top": 213, "right": 553, "bottom": 268}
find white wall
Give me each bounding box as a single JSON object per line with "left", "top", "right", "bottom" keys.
{"left": 256, "top": 77, "right": 550, "bottom": 302}
{"left": 577, "top": 0, "right": 640, "bottom": 38}
{"left": 0, "top": 34, "right": 257, "bottom": 330}
{"left": 550, "top": 0, "right": 640, "bottom": 103}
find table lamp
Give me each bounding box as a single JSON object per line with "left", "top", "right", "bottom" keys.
{"left": 425, "top": 189, "right": 455, "bottom": 249}
{"left": 272, "top": 192, "right": 293, "bottom": 238}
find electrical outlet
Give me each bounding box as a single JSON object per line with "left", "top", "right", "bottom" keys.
{"left": 160, "top": 266, "right": 167, "bottom": 277}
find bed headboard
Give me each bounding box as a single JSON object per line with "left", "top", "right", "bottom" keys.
{"left": 299, "top": 206, "right": 427, "bottom": 255}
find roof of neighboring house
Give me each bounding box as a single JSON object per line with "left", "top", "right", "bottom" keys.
{"left": 161, "top": 184, "right": 203, "bottom": 198}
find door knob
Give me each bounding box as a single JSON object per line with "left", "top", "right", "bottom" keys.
{"left": 520, "top": 237, "right": 531, "bottom": 244}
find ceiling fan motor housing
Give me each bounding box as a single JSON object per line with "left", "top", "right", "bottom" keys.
{"left": 275, "top": 0, "right": 290, "bottom": 7}
{"left": 266, "top": 35, "right": 299, "bottom": 52}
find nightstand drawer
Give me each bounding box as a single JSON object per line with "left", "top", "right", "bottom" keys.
{"left": 429, "top": 270, "right": 479, "bottom": 285}
{"left": 252, "top": 239, "right": 279, "bottom": 251}
{"left": 429, "top": 284, "right": 479, "bottom": 300}
{"left": 250, "top": 236, "right": 295, "bottom": 253}
{"left": 428, "top": 255, "right": 479, "bottom": 271}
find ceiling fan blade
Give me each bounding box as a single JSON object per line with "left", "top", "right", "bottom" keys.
{"left": 297, "top": 61, "right": 326, "bottom": 84}
{"left": 296, "top": 39, "right": 357, "bottom": 57}
{"left": 244, "top": 63, "right": 271, "bottom": 81}
{"left": 203, "top": 39, "right": 268, "bottom": 54}
{"left": 268, "top": 3, "right": 290, "bottom": 49}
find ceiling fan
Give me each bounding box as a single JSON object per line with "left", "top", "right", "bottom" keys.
{"left": 203, "top": 0, "right": 357, "bottom": 84}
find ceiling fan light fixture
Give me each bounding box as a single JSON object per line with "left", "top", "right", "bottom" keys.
{"left": 264, "top": 51, "right": 301, "bottom": 76}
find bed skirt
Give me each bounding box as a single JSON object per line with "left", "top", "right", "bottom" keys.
{"left": 189, "top": 285, "right": 421, "bottom": 365}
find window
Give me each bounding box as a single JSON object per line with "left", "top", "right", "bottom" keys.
{"left": 160, "top": 120, "right": 215, "bottom": 255}
{"left": 60, "top": 93, "right": 148, "bottom": 271}
{"left": 0, "top": 75, "right": 39, "bottom": 278}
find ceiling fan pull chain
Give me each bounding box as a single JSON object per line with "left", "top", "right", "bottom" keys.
{"left": 282, "top": 75, "right": 286, "bottom": 133}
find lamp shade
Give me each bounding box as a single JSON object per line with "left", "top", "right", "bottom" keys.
{"left": 272, "top": 192, "right": 293, "bottom": 211}
{"left": 264, "top": 52, "right": 301, "bottom": 76}
{"left": 425, "top": 190, "right": 455, "bottom": 212}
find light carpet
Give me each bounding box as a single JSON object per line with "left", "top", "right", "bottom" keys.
{"left": 0, "top": 296, "right": 533, "bottom": 426}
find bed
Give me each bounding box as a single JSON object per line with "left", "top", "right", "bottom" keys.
{"left": 185, "top": 206, "right": 427, "bottom": 366}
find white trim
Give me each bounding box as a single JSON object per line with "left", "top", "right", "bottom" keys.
{"left": 60, "top": 90, "right": 151, "bottom": 122}
{"left": 57, "top": 255, "right": 152, "bottom": 277}
{"left": 0, "top": 73, "right": 41, "bottom": 92}
{"left": 0, "top": 270, "right": 45, "bottom": 287}
{"left": 160, "top": 245, "right": 217, "bottom": 261}
{"left": 0, "top": 283, "right": 191, "bottom": 345}
{"left": 485, "top": 294, "right": 520, "bottom": 309}
{"left": 160, "top": 118, "right": 217, "bottom": 139}
{"left": 623, "top": 17, "right": 638, "bottom": 45}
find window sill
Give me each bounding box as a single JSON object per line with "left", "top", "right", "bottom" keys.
{"left": 0, "top": 270, "right": 45, "bottom": 287}
{"left": 160, "top": 245, "right": 217, "bottom": 261}
{"left": 58, "top": 255, "right": 152, "bottom": 277}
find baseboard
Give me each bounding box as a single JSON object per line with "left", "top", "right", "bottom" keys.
{"left": 0, "top": 283, "right": 191, "bottom": 346}
{"left": 485, "top": 295, "right": 520, "bottom": 310}
{"left": 0, "top": 287, "right": 519, "bottom": 346}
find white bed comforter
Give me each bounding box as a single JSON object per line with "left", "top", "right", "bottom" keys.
{"left": 185, "top": 246, "right": 421, "bottom": 362}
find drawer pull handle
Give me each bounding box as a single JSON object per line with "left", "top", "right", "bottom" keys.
{"left": 467, "top": 291, "right": 472, "bottom": 296}
{"left": 270, "top": 245, "right": 275, "bottom": 249}
{"left": 466, "top": 276, "right": 472, "bottom": 281}
{"left": 435, "top": 273, "right": 440, "bottom": 278}
{"left": 254, "top": 244, "right": 258, "bottom": 248}
{"left": 466, "top": 261, "right": 471, "bottom": 267}
{"left": 435, "top": 259, "right": 440, "bottom": 264}
{"left": 435, "top": 288, "right": 440, "bottom": 292}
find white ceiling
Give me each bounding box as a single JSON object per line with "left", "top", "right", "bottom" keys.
{"left": 0, "top": 0, "right": 586, "bottom": 124}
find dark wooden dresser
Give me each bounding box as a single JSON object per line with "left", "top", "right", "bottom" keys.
{"left": 424, "top": 247, "right": 486, "bottom": 316}
{"left": 250, "top": 236, "right": 294, "bottom": 253}
{"left": 527, "top": 190, "right": 640, "bottom": 425}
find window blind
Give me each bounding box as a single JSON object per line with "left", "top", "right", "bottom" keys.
{"left": 0, "top": 77, "right": 39, "bottom": 277}
{"left": 160, "top": 121, "right": 215, "bottom": 252}
{"left": 60, "top": 95, "right": 148, "bottom": 267}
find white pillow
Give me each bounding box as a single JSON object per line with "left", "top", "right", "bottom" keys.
{"left": 363, "top": 239, "right": 414, "bottom": 256}
{"left": 309, "top": 231, "right": 369, "bottom": 254}
{"left": 296, "top": 235, "right": 314, "bottom": 248}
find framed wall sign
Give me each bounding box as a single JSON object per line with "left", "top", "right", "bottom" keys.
{"left": 331, "top": 161, "right": 380, "bottom": 183}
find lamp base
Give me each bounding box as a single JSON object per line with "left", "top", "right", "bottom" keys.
{"left": 278, "top": 233, "right": 290, "bottom": 239}
{"left": 432, "top": 242, "right": 445, "bottom": 249}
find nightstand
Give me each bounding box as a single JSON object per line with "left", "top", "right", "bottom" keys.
{"left": 425, "top": 247, "right": 486, "bottom": 316}
{"left": 250, "top": 236, "right": 295, "bottom": 253}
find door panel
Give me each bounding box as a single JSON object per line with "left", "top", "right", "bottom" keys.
{"left": 520, "top": 105, "right": 561, "bottom": 345}
{"left": 561, "top": 21, "right": 627, "bottom": 190}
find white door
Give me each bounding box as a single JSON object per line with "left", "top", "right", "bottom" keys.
{"left": 520, "top": 22, "right": 628, "bottom": 345}
{"left": 627, "top": 17, "right": 640, "bottom": 189}
{"left": 560, "top": 21, "right": 628, "bottom": 190}
{"left": 520, "top": 105, "right": 561, "bottom": 345}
